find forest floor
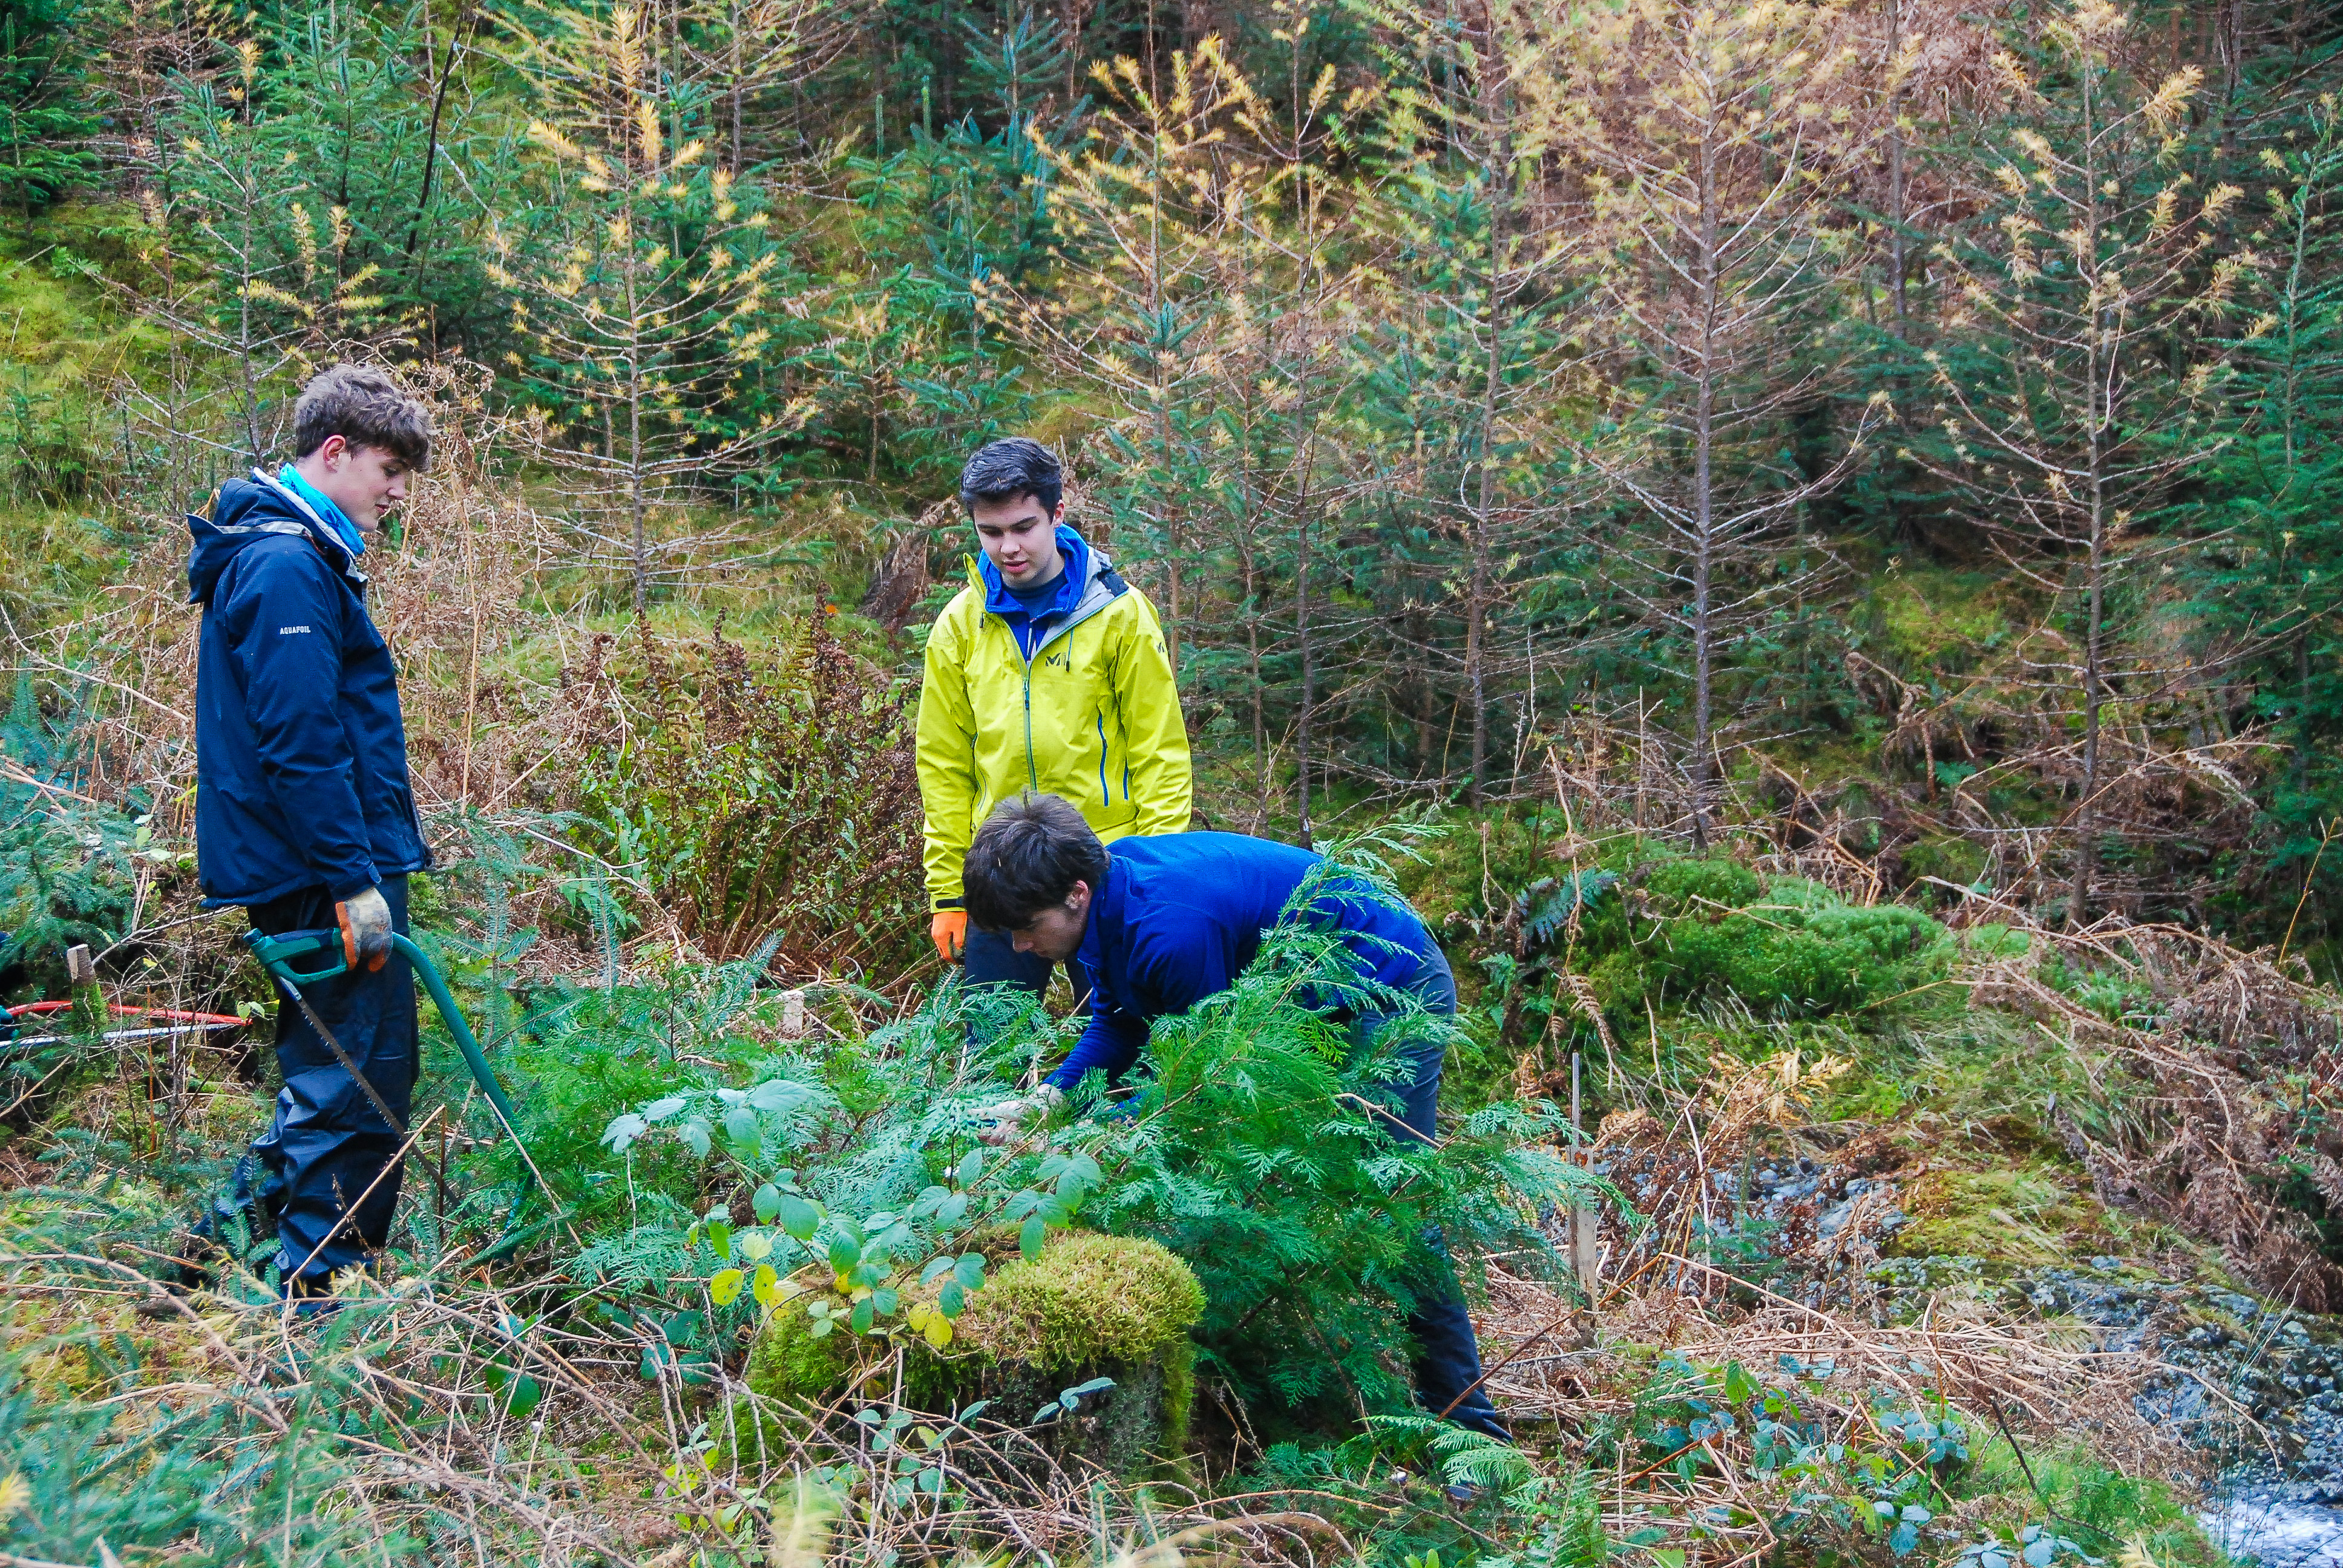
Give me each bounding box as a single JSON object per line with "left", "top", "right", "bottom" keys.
{"left": 4, "top": 787, "right": 2341, "bottom": 1568}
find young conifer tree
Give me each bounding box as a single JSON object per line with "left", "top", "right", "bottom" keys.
{"left": 1210, "top": 6, "right": 1380, "bottom": 840}
{"left": 1352, "top": 0, "right": 1590, "bottom": 806}
{"left": 1917, "top": 0, "right": 2244, "bottom": 924}
{"left": 126, "top": 39, "right": 391, "bottom": 474}
{"left": 1554, "top": 0, "right": 1881, "bottom": 844}
{"left": 493, "top": 2, "right": 812, "bottom": 613}
{"left": 2190, "top": 97, "right": 2343, "bottom": 942}
{"left": 985, "top": 38, "right": 1254, "bottom": 709}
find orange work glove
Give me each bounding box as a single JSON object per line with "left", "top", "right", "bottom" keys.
{"left": 930, "top": 909, "right": 969, "bottom": 963}
{"left": 336, "top": 886, "right": 394, "bottom": 973}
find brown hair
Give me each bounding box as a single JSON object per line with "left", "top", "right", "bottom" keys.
{"left": 292, "top": 364, "right": 432, "bottom": 469}
{"left": 964, "top": 793, "right": 1110, "bottom": 931}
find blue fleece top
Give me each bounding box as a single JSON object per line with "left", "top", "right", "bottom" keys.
{"left": 277, "top": 463, "right": 367, "bottom": 559}
{"left": 1045, "top": 832, "right": 1439, "bottom": 1094}
{"left": 978, "top": 525, "right": 1090, "bottom": 661}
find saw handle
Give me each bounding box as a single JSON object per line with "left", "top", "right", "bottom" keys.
{"left": 240, "top": 927, "right": 350, "bottom": 985}
{"left": 240, "top": 927, "right": 530, "bottom": 1168}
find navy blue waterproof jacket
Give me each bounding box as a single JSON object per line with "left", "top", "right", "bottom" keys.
{"left": 187, "top": 471, "right": 431, "bottom": 907}
{"left": 1046, "top": 832, "right": 1437, "bottom": 1093}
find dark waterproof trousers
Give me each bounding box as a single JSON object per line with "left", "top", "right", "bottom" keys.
{"left": 1352, "top": 946, "right": 1511, "bottom": 1443}
{"left": 244, "top": 876, "right": 418, "bottom": 1287}
{"left": 962, "top": 926, "right": 1092, "bottom": 1016}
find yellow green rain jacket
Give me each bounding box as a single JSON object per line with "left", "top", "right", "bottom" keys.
{"left": 916, "top": 529, "right": 1192, "bottom": 910}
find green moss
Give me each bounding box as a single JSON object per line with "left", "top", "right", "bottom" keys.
{"left": 908, "top": 1231, "right": 1205, "bottom": 1477}
{"left": 1867, "top": 570, "right": 2012, "bottom": 675}
{"left": 726, "top": 1232, "right": 1206, "bottom": 1477}
{"left": 1641, "top": 857, "right": 1762, "bottom": 918}
{"left": 1899, "top": 834, "right": 1987, "bottom": 892}
{"left": 951, "top": 1229, "right": 1204, "bottom": 1369}
{"left": 1588, "top": 872, "right": 1954, "bottom": 1022}
{"left": 720, "top": 1290, "right": 869, "bottom": 1471}
{"left": 1888, "top": 1168, "right": 2106, "bottom": 1268}
{"left": 743, "top": 1290, "right": 862, "bottom": 1404}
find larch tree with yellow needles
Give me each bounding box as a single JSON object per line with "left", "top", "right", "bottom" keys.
{"left": 493, "top": 2, "right": 814, "bottom": 613}
{"left": 1915, "top": 0, "right": 2248, "bottom": 924}
{"left": 1552, "top": 0, "right": 1884, "bottom": 846}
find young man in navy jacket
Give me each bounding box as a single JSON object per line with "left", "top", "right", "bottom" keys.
{"left": 188, "top": 364, "right": 433, "bottom": 1298}
{"left": 960, "top": 792, "right": 1510, "bottom": 1443}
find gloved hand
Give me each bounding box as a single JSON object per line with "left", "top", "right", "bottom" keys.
{"left": 336, "top": 886, "right": 394, "bottom": 973}
{"left": 973, "top": 1084, "right": 1064, "bottom": 1147}
{"left": 931, "top": 909, "right": 968, "bottom": 963}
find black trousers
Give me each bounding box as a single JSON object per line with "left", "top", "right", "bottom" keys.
{"left": 961, "top": 924, "right": 1093, "bottom": 1013}
{"left": 241, "top": 877, "right": 417, "bottom": 1287}
{"left": 1348, "top": 946, "right": 1509, "bottom": 1442}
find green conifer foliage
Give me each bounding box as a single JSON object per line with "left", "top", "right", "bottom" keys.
{"left": 0, "top": 0, "right": 100, "bottom": 213}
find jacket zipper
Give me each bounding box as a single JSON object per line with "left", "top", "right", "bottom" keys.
{"left": 986, "top": 562, "right": 1121, "bottom": 797}
{"left": 1023, "top": 658, "right": 1038, "bottom": 792}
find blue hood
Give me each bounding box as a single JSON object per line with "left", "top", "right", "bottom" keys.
{"left": 188, "top": 472, "right": 361, "bottom": 607}
{"left": 977, "top": 525, "right": 1092, "bottom": 621}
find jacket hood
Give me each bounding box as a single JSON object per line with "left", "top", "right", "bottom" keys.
{"left": 187, "top": 471, "right": 363, "bottom": 606}
{"left": 971, "top": 526, "right": 1117, "bottom": 622}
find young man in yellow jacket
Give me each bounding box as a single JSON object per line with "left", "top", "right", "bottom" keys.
{"left": 917, "top": 439, "right": 1191, "bottom": 1004}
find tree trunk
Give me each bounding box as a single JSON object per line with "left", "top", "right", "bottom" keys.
{"left": 2068, "top": 65, "right": 2106, "bottom": 929}
{"left": 628, "top": 267, "right": 649, "bottom": 615}
{"left": 2070, "top": 491, "right": 2105, "bottom": 927}
{"left": 1465, "top": 222, "right": 1500, "bottom": 807}
{"left": 1295, "top": 501, "right": 1316, "bottom": 848}
{"left": 1885, "top": 0, "right": 1906, "bottom": 331}
{"left": 1687, "top": 126, "right": 1722, "bottom": 848}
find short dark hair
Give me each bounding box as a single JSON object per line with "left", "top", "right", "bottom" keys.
{"left": 292, "top": 364, "right": 432, "bottom": 469}
{"left": 958, "top": 437, "right": 1061, "bottom": 517}
{"left": 965, "top": 793, "right": 1109, "bottom": 932}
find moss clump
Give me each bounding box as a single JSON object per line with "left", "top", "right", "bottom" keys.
{"left": 909, "top": 1230, "right": 1204, "bottom": 1477}
{"left": 1887, "top": 1168, "right": 2106, "bottom": 1269}
{"left": 745, "top": 1290, "right": 862, "bottom": 1401}
{"left": 724, "top": 1233, "right": 1205, "bottom": 1477}
{"left": 1899, "top": 833, "right": 1987, "bottom": 892}
{"left": 1589, "top": 868, "right": 1955, "bottom": 1022}
{"left": 950, "top": 1230, "right": 1204, "bottom": 1368}
{"left": 720, "top": 1289, "right": 867, "bottom": 1469}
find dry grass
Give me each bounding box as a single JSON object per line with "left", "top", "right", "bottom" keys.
{"left": 0, "top": 1231, "right": 1349, "bottom": 1568}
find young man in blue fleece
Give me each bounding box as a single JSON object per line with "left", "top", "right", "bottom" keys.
{"left": 186, "top": 364, "right": 434, "bottom": 1300}
{"left": 960, "top": 792, "right": 1510, "bottom": 1444}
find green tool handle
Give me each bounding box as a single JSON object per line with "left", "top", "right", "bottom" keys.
{"left": 389, "top": 933, "right": 526, "bottom": 1141}
{"left": 240, "top": 926, "right": 526, "bottom": 1155}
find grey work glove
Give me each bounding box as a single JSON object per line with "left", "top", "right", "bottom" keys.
{"left": 336, "top": 886, "right": 394, "bottom": 973}
{"left": 973, "top": 1084, "right": 1064, "bottom": 1147}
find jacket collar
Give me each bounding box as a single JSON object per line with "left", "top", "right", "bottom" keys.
{"left": 963, "top": 528, "right": 1127, "bottom": 657}
{"left": 244, "top": 468, "right": 368, "bottom": 583}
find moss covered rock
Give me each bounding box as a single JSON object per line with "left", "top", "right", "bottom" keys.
{"left": 1591, "top": 866, "right": 1954, "bottom": 1021}
{"left": 909, "top": 1230, "right": 1205, "bottom": 1477}
{"left": 723, "top": 1230, "right": 1205, "bottom": 1477}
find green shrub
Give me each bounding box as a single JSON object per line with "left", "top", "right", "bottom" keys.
{"left": 589, "top": 849, "right": 1599, "bottom": 1439}
{"left": 1586, "top": 861, "right": 1955, "bottom": 1023}
{"left": 1082, "top": 887, "right": 1601, "bottom": 1422}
